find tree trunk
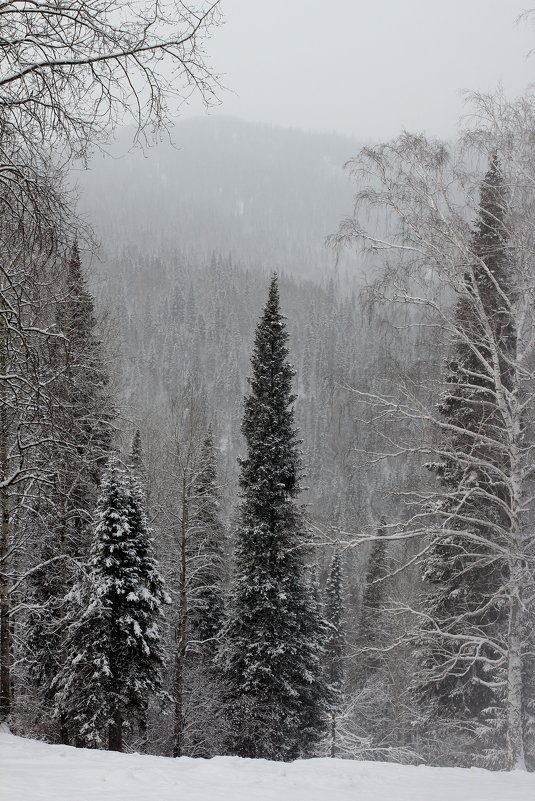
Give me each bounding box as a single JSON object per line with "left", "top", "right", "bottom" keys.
{"left": 109, "top": 707, "right": 123, "bottom": 752}
{"left": 505, "top": 410, "right": 526, "bottom": 770}
{"left": 330, "top": 710, "right": 336, "bottom": 758}
{"left": 139, "top": 704, "right": 148, "bottom": 753}
{"left": 506, "top": 571, "right": 525, "bottom": 770}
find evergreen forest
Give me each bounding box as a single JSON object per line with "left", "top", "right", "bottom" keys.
{"left": 0, "top": 0, "right": 534, "bottom": 778}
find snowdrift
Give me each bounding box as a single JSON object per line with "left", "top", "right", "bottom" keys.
{"left": 1, "top": 730, "right": 534, "bottom": 801}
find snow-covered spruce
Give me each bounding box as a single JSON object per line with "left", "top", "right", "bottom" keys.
{"left": 355, "top": 519, "right": 389, "bottom": 685}
{"left": 53, "top": 457, "right": 168, "bottom": 750}
{"left": 188, "top": 428, "right": 226, "bottom": 662}
{"left": 25, "top": 240, "right": 114, "bottom": 738}
{"left": 416, "top": 155, "right": 526, "bottom": 769}
{"left": 173, "top": 425, "right": 227, "bottom": 758}
{"left": 324, "top": 549, "right": 345, "bottom": 757}
{"left": 220, "top": 274, "right": 329, "bottom": 761}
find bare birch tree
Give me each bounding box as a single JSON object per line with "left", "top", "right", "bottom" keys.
{"left": 0, "top": 0, "right": 221, "bottom": 162}
{"left": 331, "top": 91, "right": 535, "bottom": 770}
{"left": 0, "top": 173, "right": 72, "bottom": 726}
{"left": 0, "top": 0, "right": 221, "bottom": 732}
{"left": 151, "top": 387, "right": 225, "bottom": 758}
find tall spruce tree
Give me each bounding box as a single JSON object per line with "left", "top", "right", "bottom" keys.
{"left": 54, "top": 458, "right": 168, "bottom": 751}
{"left": 417, "top": 155, "right": 517, "bottom": 766}
{"left": 127, "top": 429, "right": 151, "bottom": 751}
{"left": 356, "top": 520, "right": 388, "bottom": 684}
{"left": 337, "top": 521, "right": 399, "bottom": 761}
{"left": 325, "top": 551, "right": 345, "bottom": 692}
{"left": 220, "top": 274, "right": 327, "bottom": 761}
{"left": 324, "top": 549, "right": 345, "bottom": 757}
{"left": 26, "top": 240, "right": 114, "bottom": 739}
{"left": 56, "top": 239, "right": 113, "bottom": 507}
{"left": 181, "top": 428, "right": 227, "bottom": 756}
{"left": 188, "top": 428, "right": 225, "bottom": 659}
{"left": 130, "top": 429, "right": 145, "bottom": 481}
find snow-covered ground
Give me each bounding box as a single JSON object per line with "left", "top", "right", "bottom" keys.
{"left": 2, "top": 729, "right": 534, "bottom": 801}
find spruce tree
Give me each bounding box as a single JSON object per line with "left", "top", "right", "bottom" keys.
{"left": 325, "top": 551, "right": 344, "bottom": 694}
{"left": 356, "top": 520, "right": 388, "bottom": 683}
{"left": 54, "top": 458, "right": 168, "bottom": 751}
{"left": 417, "top": 155, "right": 516, "bottom": 765}
{"left": 188, "top": 428, "right": 225, "bottom": 659}
{"left": 343, "top": 521, "right": 397, "bottom": 760}
{"left": 26, "top": 240, "right": 114, "bottom": 739}
{"left": 221, "top": 274, "right": 327, "bottom": 761}
{"left": 127, "top": 430, "right": 152, "bottom": 751}
{"left": 56, "top": 239, "right": 113, "bottom": 502}
{"left": 129, "top": 429, "right": 145, "bottom": 481}
{"left": 182, "top": 428, "right": 226, "bottom": 756}
{"left": 324, "top": 549, "right": 345, "bottom": 757}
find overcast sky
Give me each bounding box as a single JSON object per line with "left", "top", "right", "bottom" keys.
{"left": 188, "top": 0, "right": 535, "bottom": 140}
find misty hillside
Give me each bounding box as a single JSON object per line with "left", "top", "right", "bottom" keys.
{"left": 72, "top": 115, "right": 424, "bottom": 581}
{"left": 70, "top": 118, "right": 404, "bottom": 545}
{"left": 76, "top": 116, "right": 361, "bottom": 279}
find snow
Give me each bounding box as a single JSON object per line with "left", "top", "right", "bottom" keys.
{"left": 2, "top": 731, "right": 535, "bottom": 801}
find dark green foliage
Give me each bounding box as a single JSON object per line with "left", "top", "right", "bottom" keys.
{"left": 356, "top": 521, "right": 388, "bottom": 683}
{"left": 53, "top": 459, "right": 168, "bottom": 750}
{"left": 26, "top": 241, "right": 114, "bottom": 733}
{"left": 188, "top": 429, "right": 225, "bottom": 659}
{"left": 57, "top": 240, "right": 114, "bottom": 498}
{"left": 325, "top": 550, "right": 345, "bottom": 697}
{"left": 324, "top": 550, "right": 345, "bottom": 758}
{"left": 181, "top": 429, "right": 227, "bottom": 756}
{"left": 129, "top": 429, "right": 145, "bottom": 478}
{"left": 417, "top": 156, "right": 515, "bottom": 763}
{"left": 221, "top": 274, "right": 328, "bottom": 761}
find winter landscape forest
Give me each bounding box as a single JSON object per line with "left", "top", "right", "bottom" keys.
{"left": 2, "top": 1, "right": 535, "bottom": 799}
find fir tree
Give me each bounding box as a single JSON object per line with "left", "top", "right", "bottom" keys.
{"left": 129, "top": 429, "right": 145, "bottom": 479}
{"left": 181, "top": 428, "right": 227, "bottom": 756}
{"left": 57, "top": 239, "right": 113, "bottom": 498}
{"left": 54, "top": 458, "right": 168, "bottom": 751}
{"left": 417, "top": 155, "right": 516, "bottom": 765}
{"left": 324, "top": 549, "right": 345, "bottom": 757}
{"left": 188, "top": 428, "right": 225, "bottom": 659}
{"left": 325, "top": 551, "right": 344, "bottom": 694}
{"left": 127, "top": 430, "right": 150, "bottom": 751}
{"left": 356, "top": 520, "right": 388, "bottom": 683}
{"left": 220, "top": 274, "right": 328, "bottom": 761}
{"left": 341, "top": 521, "right": 398, "bottom": 760}
{"left": 27, "top": 240, "right": 114, "bottom": 740}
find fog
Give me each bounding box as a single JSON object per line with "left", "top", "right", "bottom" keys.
{"left": 184, "top": 0, "right": 535, "bottom": 140}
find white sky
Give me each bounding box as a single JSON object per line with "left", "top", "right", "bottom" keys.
{"left": 189, "top": 0, "right": 535, "bottom": 140}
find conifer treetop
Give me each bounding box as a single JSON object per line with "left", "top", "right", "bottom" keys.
{"left": 222, "top": 273, "right": 327, "bottom": 761}
{"left": 240, "top": 273, "right": 301, "bottom": 503}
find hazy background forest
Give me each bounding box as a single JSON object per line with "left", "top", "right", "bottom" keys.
{"left": 62, "top": 112, "right": 457, "bottom": 761}
{"left": 77, "top": 113, "right": 419, "bottom": 628}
